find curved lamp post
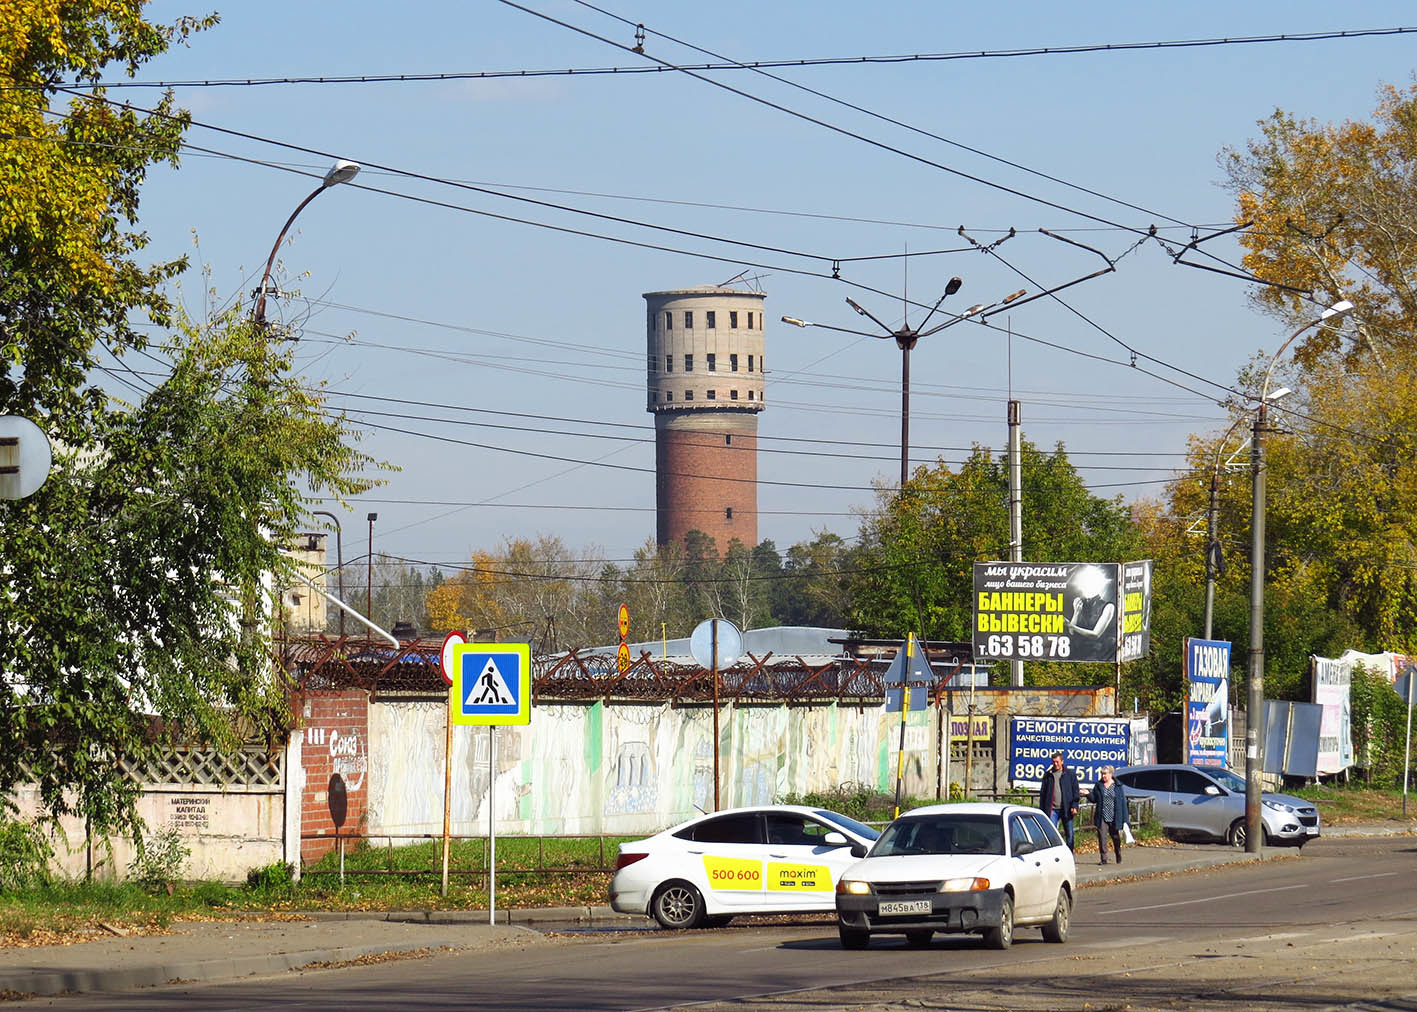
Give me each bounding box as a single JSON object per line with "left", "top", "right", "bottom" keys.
{"left": 782, "top": 285, "right": 1024, "bottom": 488}
{"left": 252, "top": 159, "right": 361, "bottom": 328}
{"left": 1244, "top": 298, "right": 1353, "bottom": 852}
{"left": 311, "top": 510, "right": 345, "bottom": 638}
{"left": 1202, "top": 416, "right": 1250, "bottom": 641}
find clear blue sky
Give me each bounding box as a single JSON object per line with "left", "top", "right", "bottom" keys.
{"left": 122, "top": 1, "right": 1416, "bottom": 572}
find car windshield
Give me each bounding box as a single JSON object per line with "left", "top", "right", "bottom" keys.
{"left": 1205, "top": 767, "right": 1246, "bottom": 792}
{"left": 870, "top": 813, "right": 1004, "bottom": 857}
{"left": 814, "top": 810, "right": 880, "bottom": 841}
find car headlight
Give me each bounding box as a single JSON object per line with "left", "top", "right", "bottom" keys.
{"left": 938, "top": 877, "right": 991, "bottom": 892}
{"left": 1262, "top": 799, "right": 1295, "bottom": 813}
{"left": 836, "top": 879, "right": 872, "bottom": 895}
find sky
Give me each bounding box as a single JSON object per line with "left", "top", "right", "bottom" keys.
{"left": 111, "top": 1, "right": 1417, "bottom": 576}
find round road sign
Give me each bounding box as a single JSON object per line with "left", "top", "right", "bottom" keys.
{"left": 689, "top": 618, "right": 742, "bottom": 670}
{"left": 617, "top": 641, "right": 632, "bottom": 674}
{"left": 439, "top": 630, "right": 466, "bottom": 686}
{"left": 617, "top": 603, "right": 630, "bottom": 640}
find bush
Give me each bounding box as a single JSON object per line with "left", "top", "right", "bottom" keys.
{"left": 1351, "top": 667, "right": 1412, "bottom": 787}
{"left": 0, "top": 818, "right": 53, "bottom": 892}
{"left": 246, "top": 861, "right": 294, "bottom": 891}
{"left": 129, "top": 826, "right": 189, "bottom": 894}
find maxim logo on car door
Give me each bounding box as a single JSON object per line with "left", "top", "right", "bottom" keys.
{"left": 766, "top": 862, "right": 832, "bottom": 891}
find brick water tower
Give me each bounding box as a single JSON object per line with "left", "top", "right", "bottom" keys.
{"left": 644, "top": 285, "right": 766, "bottom": 551}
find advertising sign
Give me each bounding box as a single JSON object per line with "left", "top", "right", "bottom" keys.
{"left": 973, "top": 562, "right": 1120, "bottom": 663}
{"left": 1118, "top": 560, "right": 1154, "bottom": 662}
{"left": 1312, "top": 655, "right": 1354, "bottom": 775}
{"left": 947, "top": 714, "right": 992, "bottom": 742}
{"left": 1009, "top": 717, "right": 1131, "bottom": 788}
{"left": 1185, "top": 637, "right": 1231, "bottom": 767}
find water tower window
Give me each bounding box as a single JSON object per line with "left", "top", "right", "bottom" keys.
{"left": 725, "top": 434, "right": 732, "bottom": 445}
{"left": 665, "top": 312, "right": 672, "bottom": 331}
{"left": 730, "top": 353, "right": 739, "bottom": 372}
{"left": 685, "top": 390, "right": 694, "bottom": 401}
{"left": 665, "top": 355, "right": 673, "bottom": 373}
{"left": 706, "top": 310, "right": 716, "bottom": 329}
{"left": 748, "top": 354, "right": 754, "bottom": 372}
{"left": 707, "top": 389, "right": 716, "bottom": 400}
{"left": 748, "top": 390, "right": 755, "bottom": 401}
{"left": 684, "top": 311, "right": 693, "bottom": 328}
{"left": 684, "top": 354, "right": 693, "bottom": 372}
{"left": 748, "top": 311, "right": 755, "bottom": 329}
{"left": 730, "top": 311, "right": 739, "bottom": 328}
{"left": 730, "top": 389, "right": 738, "bottom": 400}
{"left": 707, "top": 353, "right": 716, "bottom": 372}
{"left": 725, "top": 507, "right": 733, "bottom": 520}
{"left": 665, "top": 391, "right": 673, "bottom": 402}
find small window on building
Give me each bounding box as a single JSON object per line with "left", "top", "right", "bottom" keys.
{"left": 730, "top": 353, "right": 739, "bottom": 372}
{"left": 707, "top": 389, "right": 716, "bottom": 400}
{"left": 707, "top": 353, "right": 716, "bottom": 372}
{"left": 684, "top": 354, "right": 693, "bottom": 372}
{"left": 748, "top": 390, "right": 755, "bottom": 401}
{"left": 665, "top": 355, "right": 673, "bottom": 373}
{"left": 706, "top": 310, "right": 716, "bottom": 329}
{"left": 725, "top": 434, "right": 732, "bottom": 445}
{"left": 665, "top": 312, "right": 672, "bottom": 330}
{"left": 665, "top": 391, "right": 673, "bottom": 402}
{"left": 725, "top": 507, "right": 733, "bottom": 520}
{"left": 760, "top": 355, "right": 764, "bottom": 372}
{"left": 730, "top": 311, "right": 739, "bottom": 328}
{"left": 684, "top": 311, "right": 693, "bottom": 328}
{"left": 730, "top": 389, "right": 738, "bottom": 400}
{"left": 748, "top": 354, "right": 754, "bottom": 372}
{"left": 748, "top": 311, "right": 755, "bottom": 329}
{"left": 685, "top": 389, "right": 693, "bottom": 401}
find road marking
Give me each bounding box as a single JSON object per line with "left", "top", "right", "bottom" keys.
{"left": 1086, "top": 935, "right": 1170, "bottom": 949}
{"left": 1330, "top": 871, "right": 1399, "bottom": 883}
{"left": 1106, "top": 883, "right": 1306, "bottom": 914}
{"left": 1313, "top": 930, "right": 1405, "bottom": 945}
{"left": 1228, "top": 931, "right": 1310, "bottom": 944}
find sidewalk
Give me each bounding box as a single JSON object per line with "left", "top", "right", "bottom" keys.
{"left": 0, "top": 821, "right": 1410, "bottom": 1000}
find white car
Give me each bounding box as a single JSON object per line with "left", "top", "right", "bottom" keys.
{"left": 609, "top": 805, "right": 880, "bottom": 929}
{"left": 835, "top": 802, "right": 1075, "bottom": 950}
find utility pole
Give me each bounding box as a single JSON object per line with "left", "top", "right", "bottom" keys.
{"left": 1008, "top": 399, "right": 1024, "bottom": 687}
{"left": 1245, "top": 401, "right": 1268, "bottom": 853}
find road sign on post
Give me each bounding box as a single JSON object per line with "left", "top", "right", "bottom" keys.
{"left": 617, "top": 603, "right": 630, "bottom": 640}
{"left": 450, "top": 643, "right": 531, "bottom": 726}
{"left": 617, "top": 641, "right": 632, "bottom": 675}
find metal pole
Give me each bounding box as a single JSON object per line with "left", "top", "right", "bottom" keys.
{"left": 441, "top": 703, "right": 453, "bottom": 897}
{"left": 1008, "top": 399, "right": 1024, "bottom": 687}
{"left": 1204, "top": 468, "right": 1219, "bottom": 640}
{"left": 488, "top": 726, "right": 497, "bottom": 924}
{"left": 712, "top": 620, "right": 721, "bottom": 812}
{"left": 893, "top": 633, "right": 914, "bottom": 818}
{"left": 899, "top": 341, "right": 911, "bottom": 488}
{"left": 1246, "top": 402, "right": 1267, "bottom": 853}
{"left": 1403, "top": 668, "right": 1413, "bottom": 818}
{"left": 366, "top": 512, "right": 377, "bottom": 634}
{"left": 313, "top": 510, "right": 345, "bottom": 638}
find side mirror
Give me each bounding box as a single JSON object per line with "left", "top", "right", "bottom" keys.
{"left": 1204, "top": 785, "right": 1221, "bottom": 796}
{"left": 851, "top": 844, "right": 868, "bottom": 859}
{"left": 823, "top": 831, "right": 848, "bottom": 846}
{"left": 1013, "top": 840, "right": 1036, "bottom": 857}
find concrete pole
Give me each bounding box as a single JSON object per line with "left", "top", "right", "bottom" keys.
{"left": 1008, "top": 400, "right": 1024, "bottom": 687}
{"left": 1245, "top": 402, "right": 1267, "bottom": 853}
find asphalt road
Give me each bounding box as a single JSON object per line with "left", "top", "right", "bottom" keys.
{"left": 21, "top": 835, "right": 1417, "bottom": 1012}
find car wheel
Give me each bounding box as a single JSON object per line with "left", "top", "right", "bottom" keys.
{"left": 839, "top": 926, "right": 870, "bottom": 950}
{"left": 651, "top": 881, "right": 705, "bottom": 929}
{"left": 905, "top": 929, "right": 933, "bottom": 947}
{"left": 983, "top": 893, "right": 1014, "bottom": 950}
{"left": 1041, "top": 887, "right": 1070, "bottom": 943}
{"left": 1226, "top": 818, "right": 1247, "bottom": 849}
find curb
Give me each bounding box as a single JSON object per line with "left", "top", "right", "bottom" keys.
{"left": 300, "top": 906, "right": 645, "bottom": 926}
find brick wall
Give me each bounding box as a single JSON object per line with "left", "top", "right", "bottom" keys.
{"left": 655, "top": 413, "right": 758, "bottom": 549}
{"left": 298, "top": 689, "right": 370, "bottom": 863}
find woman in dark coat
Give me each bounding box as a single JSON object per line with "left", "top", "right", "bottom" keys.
{"left": 1092, "top": 765, "right": 1128, "bottom": 864}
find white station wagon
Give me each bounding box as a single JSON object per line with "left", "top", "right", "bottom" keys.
{"left": 835, "top": 802, "right": 1076, "bottom": 949}
{"left": 609, "top": 805, "right": 880, "bottom": 929}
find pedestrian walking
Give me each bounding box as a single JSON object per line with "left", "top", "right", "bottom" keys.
{"left": 1092, "top": 765, "right": 1128, "bottom": 864}
{"left": 1038, "top": 752, "right": 1080, "bottom": 849}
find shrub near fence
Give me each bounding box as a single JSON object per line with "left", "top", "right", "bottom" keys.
{"left": 301, "top": 833, "right": 637, "bottom": 879}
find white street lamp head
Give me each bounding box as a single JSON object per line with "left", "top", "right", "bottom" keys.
{"left": 1266, "top": 387, "right": 1292, "bottom": 402}
{"left": 1321, "top": 299, "right": 1354, "bottom": 321}
{"left": 323, "top": 159, "right": 361, "bottom": 187}
{"left": 781, "top": 316, "right": 809, "bottom": 328}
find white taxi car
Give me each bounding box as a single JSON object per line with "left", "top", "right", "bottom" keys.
{"left": 835, "top": 802, "right": 1075, "bottom": 949}
{"left": 609, "top": 805, "right": 880, "bottom": 929}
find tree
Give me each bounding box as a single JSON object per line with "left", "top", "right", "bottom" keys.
{"left": 1, "top": 6, "right": 375, "bottom": 834}
{"left": 775, "top": 531, "right": 854, "bottom": 629}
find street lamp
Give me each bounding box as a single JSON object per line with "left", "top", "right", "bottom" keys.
{"left": 312, "top": 510, "right": 345, "bottom": 638}
{"left": 366, "top": 511, "right": 378, "bottom": 633}
{"left": 1245, "top": 298, "right": 1353, "bottom": 852}
{"left": 252, "top": 159, "right": 361, "bottom": 329}
{"left": 782, "top": 285, "right": 1024, "bottom": 488}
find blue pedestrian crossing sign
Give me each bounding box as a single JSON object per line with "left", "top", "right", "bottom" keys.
{"left": 450, "top": 643, "right": 531, "bottom": 726}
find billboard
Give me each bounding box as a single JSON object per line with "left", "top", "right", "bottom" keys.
{"left": 973, "top": 562, "right": 1119, "bottom": 664}
{"left": 1184, "top": 637, "right": 1231, "bottom": 767}
{"left": 1312, "top": 655, "right": 1354, "bottom": 775}
{"left": 1009, "top": 717, "right": 1131, "bottom": 788}
{"left": 1118, "top": 560, "right": 1154, "bottom": 661}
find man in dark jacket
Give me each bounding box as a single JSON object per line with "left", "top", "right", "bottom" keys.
{"left": 1038, "top": 752, "right": 1080, "bottom": 849}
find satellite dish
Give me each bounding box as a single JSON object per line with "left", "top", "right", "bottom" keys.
{"left": 690, "top": 618, "right": 742, "bottom": 669}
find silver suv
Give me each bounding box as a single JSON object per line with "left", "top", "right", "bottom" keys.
{"left": 1115, "top": 763, "right": 1320, "bottom": 848}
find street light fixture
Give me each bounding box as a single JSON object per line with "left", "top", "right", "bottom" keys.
{"left": 366, "top": 511, "right": 378, "bottom": 634}
{"left": 781, "top": 285, "right": 1024, "bottom": 488}
{"left": 252, "top": 159, "right": 361, "bottom": 329}
{"left": 1244, "top": 298, "right": 1353, "bottom": 853}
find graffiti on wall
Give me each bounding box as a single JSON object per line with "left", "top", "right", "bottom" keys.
{"left": 606, "top": 741, "right": 656, "bottom": 815}
{"left": 306, "top": 726, "right": 368, "bottom": 791}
